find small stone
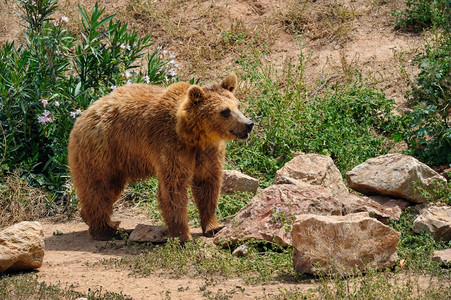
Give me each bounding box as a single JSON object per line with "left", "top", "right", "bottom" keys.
{"left": 232, "top": 245, "right": 248, "bottom": 257}
{"left": 413, "top": 205, "right": 451, "bottom": 241}
{"left": 221, "top": 170, "right": 259, "bottom": 195}
{"left": 129, "top": 224, "right": 168, "bottom": 242}
{"left": 432, "top": 249, "right": 451, "bottom": 263}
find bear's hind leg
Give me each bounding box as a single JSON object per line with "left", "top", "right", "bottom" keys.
{"left": 78, "top": 176, "right": 126, "bottom": 240}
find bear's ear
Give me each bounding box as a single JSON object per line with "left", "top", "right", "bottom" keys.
{"left": 220, "top": 73, "right": 237, "bottom": 93}
{"left": 188, "top": 85, "right": 206, "bottom": 104}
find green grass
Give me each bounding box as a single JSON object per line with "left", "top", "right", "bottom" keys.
{"left": 0, "top": 273, "right": 129, "bottom": 299}
{"left": 100, "top": 239, "right": 297, "bottom": 285}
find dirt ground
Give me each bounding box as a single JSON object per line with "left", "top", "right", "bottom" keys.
{"left": 38, "top": 212, "right": 315, "bottom": 299}
{"left": 0, "top": 0, "right": 431, "bottom": 298}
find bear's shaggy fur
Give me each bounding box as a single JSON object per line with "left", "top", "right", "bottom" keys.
{"left": 68, "top": 74, "right": 253, "bottom": 242}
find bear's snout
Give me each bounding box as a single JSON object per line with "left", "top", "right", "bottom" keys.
{"left": 245, "top": 121, "right": 254, "bottom": 133}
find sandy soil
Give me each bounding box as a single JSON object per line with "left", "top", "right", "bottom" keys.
{"left": 37, "top": 212, "right": 315, "bottom": 299}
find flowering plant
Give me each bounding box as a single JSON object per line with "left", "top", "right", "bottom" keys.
{"left": 0, "top": 0, "right": 176, "bottom": 191}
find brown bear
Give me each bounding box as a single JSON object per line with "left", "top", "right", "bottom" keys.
{"left": 68, "top": 74, "right": 253, "bottom": 242}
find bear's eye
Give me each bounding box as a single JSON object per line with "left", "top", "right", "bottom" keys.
{"left": 220, "top": 108, "right": 231, "bottom": 118}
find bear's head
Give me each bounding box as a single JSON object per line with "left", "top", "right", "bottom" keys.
{"left": 177, "top": 74, "right": 253, "bottom": 147}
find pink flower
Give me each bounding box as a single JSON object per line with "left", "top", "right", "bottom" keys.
{"left": 41, "top": 99, "right": 48, "bottom": 107}
{"left": 37, "top": 110, "right": 55, "bottom": 124}
{"left": 54, "top": 101, "right": 60, "bottom": 107}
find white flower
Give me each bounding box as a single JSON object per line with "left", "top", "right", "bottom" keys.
{"left": 168, "top": 59, "right": 177, "bottom": 66}
{"left": 143, "top": 75, "right": 150, "bottom": 83}
{"left": 61, "top": 16, "right": 69, "bottom": 22}
{"left": 169, "top": 53, "right": 176, "bottom": 59}
{"left": 126, "top": 80, "right": 132, "bottom": 85}
{"left": 111, "top": 85, "right": 117, "bottom": 90}
{"left": 41, "top": 99, "right": 48, "bottom": 107}
{"left": 162, "top": 50, "right": 168, "bottom": 55}
{"left": 43, "top": 110, "right": 50, "bottom": 117}
{"left": 54, "top": 101, "right": 60, "bottom": 107}
{"left": 75, "top": 109, "right": 82, "bottom": 115}
{"left": 70, "top": 111, "right": 76, "bottom": 118}
{"left": 120, "top": 43, "right": 131, "bottom": 50}
{"left": 53, "top": 20, "right": 60, "bottom": 26}
{"left": 124, "top": 70, "right": 131, "bottom": 78}
{"left": 168, "top": 69, "right": 177, "bottom": 77}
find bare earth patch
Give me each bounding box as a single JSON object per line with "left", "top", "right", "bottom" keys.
{"left": 37, "top": 212, "right": 314, "bottom": 299}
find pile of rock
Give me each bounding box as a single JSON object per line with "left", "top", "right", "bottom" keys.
{"left": 214, "top": 153, "right": 450, "bottom": 275}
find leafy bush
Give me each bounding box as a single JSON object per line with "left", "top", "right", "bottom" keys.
{"left": 395, "top": 0, "right": 450, "bottom": 166}
{"left": 0, "top": 0, "right": 174, "bottom": 192}
{"left": 229, "top": 49, "right": 401, "bottom": 184}
{"left": 393, "top": 0, "right": 451, "bottom": 32}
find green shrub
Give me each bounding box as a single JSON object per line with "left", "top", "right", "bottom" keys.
{"left": 0, "top": 0, "right": 174, "bottom": 192}
{"left": 229, "top": 49, "right": 401, "bottom": 184}
{"left": 393, "top": 0, "right": 451, "bottom": 32}
{"left": 395, "top": 0, "right": 450, "bottom": 166}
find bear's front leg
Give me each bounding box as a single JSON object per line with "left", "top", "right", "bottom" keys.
{"left": 192, "top": 176, "right": 224, "bottom": 236}
{"left": 157, "top": 178, "right": 193, "bottom": 242}
{"left": 192, "top": 145, "right": 225, "bottom": 236}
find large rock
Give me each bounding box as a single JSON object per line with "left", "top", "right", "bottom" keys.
{"left": 214, "top": 184, "right": 343, "bottom": 247}
{"left": 0, "top": 221, "right": 45, "bottom": 273}
{"left": 413, "top": 205, "right": 451, "bottom": 241}
{"left": 292, "top": 212, "right": 400, "bottom": 275}
{"left": 221, "top": 170, "right": 259, "bottom": 195}
{"left": 338, "top": 193, "right": 409, "bottom": 223}
{"left": 346, "top": 154, "right": 446, "bottom": 203}
{"left": 274, "top": 154, "right": 348, "bottom": 196}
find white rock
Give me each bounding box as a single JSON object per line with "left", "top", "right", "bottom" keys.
{"left": 0, "top": 221, "right": 45, "bottom": 273}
